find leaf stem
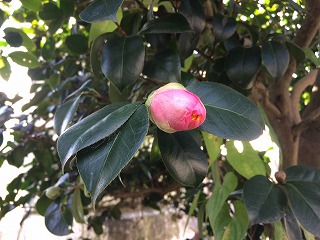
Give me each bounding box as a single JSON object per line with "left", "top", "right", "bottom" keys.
{"left": 114, "top": 22, "right": 127, "bottom": 37}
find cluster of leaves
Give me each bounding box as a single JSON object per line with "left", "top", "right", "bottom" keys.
{"left": 0, "top": 0, "right": 319, "bottom": 239}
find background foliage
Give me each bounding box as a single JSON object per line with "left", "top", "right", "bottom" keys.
{"left": 0, "top": 0, "right": 319, "bottom": 239}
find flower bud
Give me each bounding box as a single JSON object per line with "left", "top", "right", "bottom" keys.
{"left": 146, "top": 83, "right": 206, "bottom": 133}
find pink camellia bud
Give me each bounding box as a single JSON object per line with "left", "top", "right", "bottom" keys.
{"left": 146, "top": 83, "right": 206, "bottom": 133}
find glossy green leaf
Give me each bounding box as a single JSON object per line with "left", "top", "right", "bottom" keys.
{"left": 143, "top": 49, "right": 181, "bottom": 83}
{"left": 202, "top": 132, "right": 222, "bottom": 164}
{"left": 283, "top": 207, "right": 302, "bottom": 240}
{"left": 139, "top": 13, "right": 192, "bottom": 35}
{"left": 243, "top": 175, "right": 287, "bottom": 225}
{"left": 45, "top": 201, "right": 72, "bottom": 236}
{"left": 226, "top": 141, "right": 266, "bottom": 179}
{"left": 285, "top": 182, "right": 320, "bottom": 236}
{"left": 20, "top": 0, "right": 42, "bottom": 11}
{"left": 187, "top": 82, "right": 264, "bottom": 141}
{"left": 71, "top": 188, "right": 85, "bottom": 223}
{"left": 79, "top": 0, "right": 124, "bottom": 23}
{"left": 261, "top": 41, "right": 290, "bottom": 80}
{"left": 225, "top": 46, "right": 261, "bottom": 88}
{"left": 285, "top": 165, "right": 320, "bottom": 183}
{"left": 101, "top": 36, "right": 145, "bottom": 92}
{"left": 39, "top": 3, "right": 62, "bottom": 20}
{"left": 207, "top": 172, "right": 238, "bottom": 231}
{"left": 8, "top": 51, "right": 41, "bottom": 69}
{"left": 65, "top": 34, "right": 88, "bottom": 54}
{"left": 212, "top": 13, "right": 237, "bottom": 41}
{"left": 286, "top": 41, "right": 305, "bottom": 65}
{"left": 54, "top": 95, "right": 81, "bottom": 136}
{"left": 179, "top": 0, "right": 205, "bottom": 34}
{"left": 77, "top": 104, "right": 149, "bottom": 205}
{"left": 57, "top": 102, "right": 141, "bottom": 171}
{"left": 42, "top": 37, "right": 56, "bottom": 61}
{"left": 157, "top": 130, "right": 208, "bottom": 187}
{"left": 222, "top": 200, "right": 249, "bottom": 240}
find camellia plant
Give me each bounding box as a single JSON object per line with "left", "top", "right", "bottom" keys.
{"left": 0, "top": 0, "right": 320, "bottom": 239}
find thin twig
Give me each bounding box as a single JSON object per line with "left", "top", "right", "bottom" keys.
{"left": 292, "top": 107, "right": 320, "bottom": 137}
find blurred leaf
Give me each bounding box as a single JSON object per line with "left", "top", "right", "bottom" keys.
{"left": 65, "top": 34, "right": 88, "bottom": 54}
{"left": 303, "top": 48, "right": 320, "bottom": 66}
{"left": 35, "top": 195, "right": 53, "bottom": 216}
{"left": 4, "top": 31, "right": 23, "bottom": 47}
{"left": 39, "top": 2, "right": 62, "bottom": 20}
{"left": 79, "top": 0, "right": 124, "bottom": 23}
{"left": 42, "top": 37, "right": 56, "bottom": 61}
{"left": 71, "top": 188, "right": 85, "bottom": 223}
{"left": 139, "top": 13, "right": 192, "bottom": 34}
{"left": 9, "top": 51, "right": 41, "bottom": 69}
{"left": 0, "top": 57, "right": 11, "bottom": 80}
{"left": 261, "top": 41, "right": 290, "bottom": 80}
{"left": 207, "top": 172, "right": 238, "bottom": 232}
{"left": 286, "top": 41, "right": 305, "bottom": 65}
{"left": 22, "top": 85, "right": 51, "bottom": 111}
{"left": 20, "top": 0, "right": 42, "bottom": 11}
{"left": 226, "top": 141, "right": 266, "bottom": 179}
{"left": 212, "top": 13, "right": 237, "bottom": 41}
{"left": 77, "top": 105, "right": 149, "bottom": 205}
{"left": 3, "top": 27, "right": 36, "bottom": 51}
{"left": 222, "top": 200, "right": 249, "bottom": 240}
{"left": 225, "top": 46, "right": 261, "bottom": 88}
{"left": 157, "top": 130, "right": 208, "bottom": 187}
{"left": 273, "top": 221, "right": 289, "bottom": 240}
{"left": 187, "top": 82, "right": 264, "bottom": 141}
{"left": 58, "top": 102, "right": 141, "bottom": 171}
{"left": 243, "top": 175, "right": 287, "bottom": 225}
{"left": 143, "top": 49, "right": 181, "bottom": 83}
{"left": 45, "top": 201, "right": 72, "bottom": 236}
{"left": 54, "top": 95, "right": 81, "bottom": 135}
{"left": 101, "top": 35, "right": 145, "bottom": 92}
{"left": 60, "top": 0, "right": 75, "bottom": 17}
{"left": 202, "top": 132, "right": 222, "bottom": 164}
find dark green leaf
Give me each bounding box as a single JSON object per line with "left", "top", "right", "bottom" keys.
{"left": 60, "top": 0, "right": 75, "bottom": 17}
{"left": 187, "top": 82, "right": 264, "bottom": 141}
{"left": 225, "top": 46, "right": 261, "bottom": 88}
{"left": 243, "top": 175, "right": 287, "bottom": 225}
{"left": 177, "top": 32, "right": 199, "bottom": 61}
{"left": 120, "top": 12, "right": 142, "bottom": 36}
{"left": 54, "top": 95, "right": 81, "bottom": 136}
{"left": 286, "top": 41, "right": 305, "bottom": 65}
{"left": 4, "top": 31, "right": 23, "bottom": 47}
{"left": 283, "top": 207, "right": 302, "bottom": 240}
{"left": 207, "top": 172, "right": 238, "bottom": 231}
{"left": 20, "top": 0, "right": 42, "bottom": 11}
{"left": 45, "top": 201, "right": 72, "bottom": 236}
{"left": 157, "top": 130, "right": 208, "bottom": 187}
{"left": 65, "top": 34, "right": 88, "bottom": 54}
{"left": 77, "top": 104, "right": 149, "bottom": 205}
{"left": 143, "top": 49, "right": 181, "bottom": 83}
{"left": 22, "top": 85, "right": 51, "bottom": 111}
{"left": 39, "top": 3, "right": 62, "bottom": 20}
{"left": 35, "top": 195, "right": 52, "bottom": 216}
{"left": 57, "top": 102, "right": 141, "bottom": 171}
{"left": 7, "top": 146, "right": 25, "bottom": 168}
{"left": 212, "top": 13, "right": 237, "bottom": 41}
{"left": 179, "top": 0, "right": 205, "bottom": 34}
{"left": 226, "top": 141, "right": 266, "bottom": 179}
{"left": 261, "top": 41, "right": 290, "bottom": 80}
{"left": 285, "top": 182, "right": 320, "bottom": 236}
{"left": 71, "top": 188, "right": 85, "bottom": 223}
{"left": 79, "top": 0, "right": 124, "bottom": 23}
{"left": 90, "top": 33, "right": 108, "bottom": 80}
{"left": 139, "top": 13, "right": 193, "bottom": 35}
{"left": 42, "top": 37, "right": 56, "bottom": 61}
{"left": 8, "top": 51, "right": 41, "bottom": 69}
{"left": 101, "top": 36, "right": 145, "bottom": 92}
{"left": 285, "top": 165, "right": 320, "bottom": 183}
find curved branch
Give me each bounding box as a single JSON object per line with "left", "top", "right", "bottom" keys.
{"left": 290, "top": 69, "right": 319, "bottom": 122}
